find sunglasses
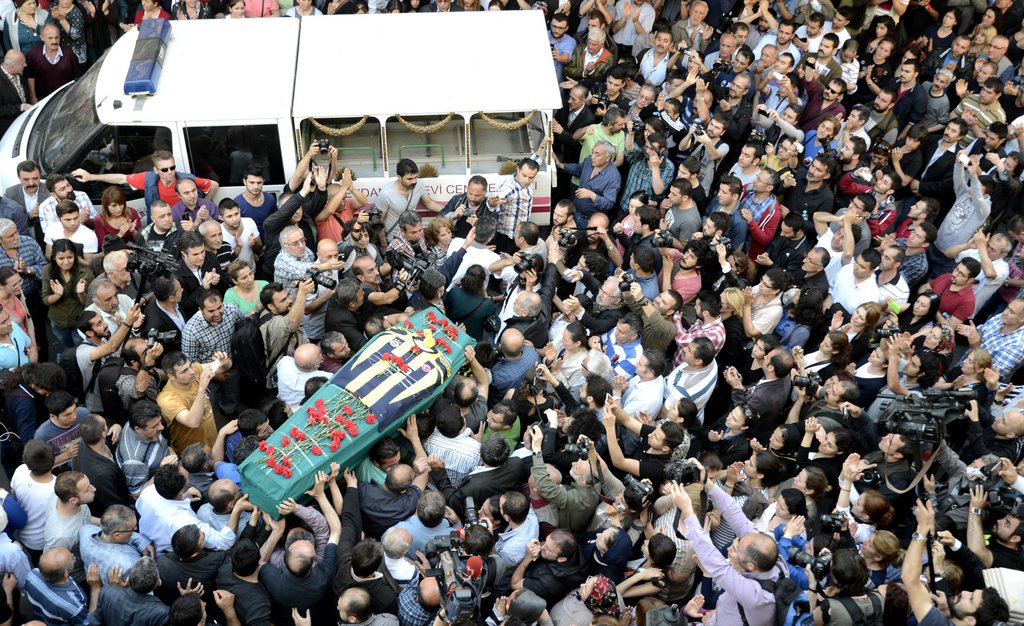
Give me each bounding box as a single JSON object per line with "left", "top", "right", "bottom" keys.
{"left": 158, "top": 165, "right": 176, "bottom": 173}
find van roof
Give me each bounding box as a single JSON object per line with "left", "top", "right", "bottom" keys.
{"left": 95, "top": 13, "right": 561, "bottom": 125}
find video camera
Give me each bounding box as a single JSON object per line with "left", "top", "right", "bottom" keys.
{"left": 987, "top": 486, "right": 1024, "bottom": 522}
{"left": 424, "top": 497, "right": 488, "bottom": 624}
{"left": 879, "top": 389, "right": 975, "bottom": 446}
{"left": 303, "top": 266, "right": 337, "bottom": 290}
{"left": 385, "top": 249, "right": 430, "bottom": 290}
{"left": 126, "top": 243, "right": 178, "bottom": 280}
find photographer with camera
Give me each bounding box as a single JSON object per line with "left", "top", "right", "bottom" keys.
{"left": 116, "top": 336, "right": 165, "bottom": 409}
{"left": 904, "top": 498, "right": 1010, "bottom": 626}
{"left": 273, "top": 226, "right": 343, "bottom": 300}
{"left": 509, "top": 530, "right": 587, "bottom": 610}
{"left": 678, "top": 111, "right": 729, "bottom": 194}
{"left": 601, "top": 395, "right": 686, "bottom": 483}
{"left": 805, "top": 548, "right": 884, "bottom": 626}
{"left": 528, "top": 425, "right": 600, "bottom": 534}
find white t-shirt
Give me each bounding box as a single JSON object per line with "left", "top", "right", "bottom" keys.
{"left": 831, "top": 263, "right": 881, "bottom": 314}
{"left": 446, "top": 240, "right": 499, "bottom": 292}
{"left": 10, "top": 466, "right": 55, "bottom": 551}
{"left": 221, "top": 217, "right": 260, "bottom": 269}
{"left": 43, "top": 223, "right": 98, "bottom": 252}
{"left": 815, "top": 231, "right": 845, "bottom": 286}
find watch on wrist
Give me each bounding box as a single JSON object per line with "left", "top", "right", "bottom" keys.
{"left": 912, "top": 531, "right": 928, "bottom": 542}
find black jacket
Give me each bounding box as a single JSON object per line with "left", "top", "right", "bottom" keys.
{"left": 332, "top": 486, "right": 400, "bottom": 613}
{"left": 431, "top": 457, "right": 530, "bottom": 520}
{"left": 500, "top": 264, "right": 558, "bottom": 349}
{"left": 175, "top": 251, "right": 227, "bottom": 321}
{"left": 140, "top": 299, "right": 184, "bottom": 354}
{"left": 553, "top": 103, "right": 596, "bottom": 164}
{"left": 0, "top": 71, "right": 25, "bottom": 137}
{"left": 521, "top": 549, "right": 588, "bottom": 609}
{"left": 261, "top": 189, "right": 324, "bottom": 279}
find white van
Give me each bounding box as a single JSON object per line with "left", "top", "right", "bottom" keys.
{"left": 0, "top": 12, "right": 562, "bottom": 221}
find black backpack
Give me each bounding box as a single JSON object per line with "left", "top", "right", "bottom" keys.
{"left": 59, "top": 349, "right": 94, "bottom": 404}
{"left": 231, "top": 315, "right": 271, "bottom": 401}
{"left": 97, "top": 358, "right": 131, "bottom": 425}
{"left": 738, "top": 575, "right": 805, "bottom": 626}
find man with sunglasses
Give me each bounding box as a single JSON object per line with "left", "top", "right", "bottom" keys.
{"left": 73, "top": 150, "right": 218, "bottom": 219}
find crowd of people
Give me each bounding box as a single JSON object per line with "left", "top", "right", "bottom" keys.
{"left": 1, "top": 0, "right": 1024, "bottom": 624}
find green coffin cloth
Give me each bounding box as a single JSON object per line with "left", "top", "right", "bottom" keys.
{"left": 239, "top": 307, "right": 476, "bottom": 516}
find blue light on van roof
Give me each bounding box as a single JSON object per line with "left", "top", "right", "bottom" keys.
{"left": 124, "top": 18, "right": 171, "bottom": 96}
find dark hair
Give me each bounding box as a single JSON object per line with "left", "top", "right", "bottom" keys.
{"left": 79, "top": 413, "right": 107, "bottom": 445}
{"left": 480, "top": 434, "right": 510, "bottom": 467}
{"left": 780, "top": 488, "right": 808, "bottom": 518}
{"left": 48, "top": 239, "right": 82, "bottom": 279}
{"left": 500, "top": 491, "right": 530, "bottom": 524}
{"left": 169, "top": 593, "right": 203, "bottom": 626}
{"left": 44, "top": 390, "right": 75, "bottom": 417}
{"left": 417, "top": 491, "right": 446, "bottom": 527}
{"left": 396, "top": 159, "right": 419, "bottom": 177}
{"left": 647, "top": 533, "right": 677, "bottom": 568}
{"left": 830, "top": 549, "right": 870, "bottom": 597}
{"left": 23, "top": 439, "right": 54, "bottom": 475}
{"left": 352, "top": 538, "right": 384, "bottom": 577}
{"left": 233, "top": 436, "right": 260, "bottom": 464}
{"left": 154, "top": 464, "right": 186, "bottom": 500}
{"left": 171, "top": 525, "right": 202, "bottom": 558}
{"left": 231, "top": 538, "right": 261, "bottom": 577}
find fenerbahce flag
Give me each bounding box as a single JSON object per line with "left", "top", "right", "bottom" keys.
{"left": 239, "top": 307, "right": 476, "bottom": 516}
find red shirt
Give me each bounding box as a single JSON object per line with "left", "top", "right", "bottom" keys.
{"left": 929, "top": 273, "right": 975, "bottom": 322}
{"left": 124, "top": 173, "right": 213, "bottom": 207}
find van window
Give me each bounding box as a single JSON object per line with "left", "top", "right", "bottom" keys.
{"left": 72, "top": 125, "right": 173, "bottom": 202}
{"left": 468, "top": 112, "right": 545, "bottom": 175}
{"left": 299, "top": 118, "right": 384, "bottom": 180}
{"left": 183, "top": 125, "right": 285, "bottom": 186}
{"left": 385, "top": 115, "right": 466, "bottom": 177}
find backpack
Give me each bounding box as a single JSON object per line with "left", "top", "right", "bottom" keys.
{"left": 97, "top": 359, "right": 131, "bottom": 425}
{"left": 644, "top": 606, "right": 683, "bottom": 626}
{"left": 738, "top": 576, "right": 807, "bottom": 626}
{"left": 823, "top": 593, "right": 884, "bottom": 626}
{"left": 231, "top": 315, "right": 271, "bottom": 402}
{"left": 59, "top": 349, "right": 93, "bottom": 404}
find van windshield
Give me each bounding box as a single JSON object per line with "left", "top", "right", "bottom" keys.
{"left": 29, "top": 55, "right": 105, "bottom": 173}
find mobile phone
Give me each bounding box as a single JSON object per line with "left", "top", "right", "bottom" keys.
{"left": 958, "top": 153, "right": 971, "bottom": 167}
{"left": 209, "top": 359, "right": 222, "bottom": 374}
{"left": 557, "top": 347, "right": 566, "bottom": 360}
{"left": 773, "top": 71, "right": 784, "bottom": 81}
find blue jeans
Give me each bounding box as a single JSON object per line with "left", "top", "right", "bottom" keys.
{"left": 51, "top": 323, "right": 81, "bottom": 359}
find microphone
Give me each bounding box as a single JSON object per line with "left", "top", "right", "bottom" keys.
{"left": 465, "top": 555, "right": 484, "bottom": 579}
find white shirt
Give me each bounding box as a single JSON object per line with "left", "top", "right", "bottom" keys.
{"left": 275, "top": 356, "right": 332, "bottom": 407}
{"left": 43, "top": 223, "right": 98, "bottom": 252}
{"left": 612, "top": 0, "right": 655, "bottom": 54}
{"left": 136, "top": 484, "right": 236, "bottom": 555}
{"left": 622, "top": 375, "right": 666, "bottom": 418}
{"left": 831, "top": 263, "right": 881, "bottom": 314}
{"left": 876, "top": 271, "right": 910, "bottom": 310}
{"left": 10, "top": 465, "right": 54, "bottom": 551}
{"left": 446, "top": 240, "right": 499, "bottom": 292}
{"left": 815, "top": 231, "right": 845, "bottom": 286}
{"left": 37, "top": 191, "right": 98, "bottom": 235}
{"left": 86, "top": 293, "right": 135, "bottom": 335}
{"left": 424, "top": 428, "right": 481, "bottom": 489}
{"left": 221, "top": 217, "right": 260, "bottom": 269}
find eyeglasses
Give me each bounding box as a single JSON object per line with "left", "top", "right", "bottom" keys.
{"left": 287, "top": 238, "right": 307, "bottom": 246}
{"left": 158, "top": 165, "right": 176, "bottom": 173}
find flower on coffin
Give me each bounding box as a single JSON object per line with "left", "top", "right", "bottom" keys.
{"left": 366, "top": 414, "right": 377, "bottom": 425}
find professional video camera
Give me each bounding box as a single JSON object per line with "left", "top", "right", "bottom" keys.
{"left": 126, "top": 243, "right": 178, "bottom": 279}
{"left": 513, "top": 253, "right": 541, "bottom": 275}
{"left": 385, "top": 249, "right": 430, "bottom": 290}
{"left": 986, "top": 486, "right": 1024, "bottom": 522}
{"left": 565, "top": 437, "right": 591, "bottom": 460}
{"left": 146, "top": 329, "right": 177, "bottom": 349}
{"left": 664, "top": 460, "right": 701, "bottom": 486}
{"left": 622, "top": 475, "right": 654, "bottom": 504}
{"left": 792, "top": 372, "right": 822, "bottom": 397}
{"left": 424, "top": 497, "right": 489, "bottom": 624}
{"left": 303, "top": 266, "right": 337, "bottom": 290}
{"left": 879, "top": 389, "right": 975, "bottom": 446}
{"left": 651, "top": 230, "right": 675, "bottom": 248}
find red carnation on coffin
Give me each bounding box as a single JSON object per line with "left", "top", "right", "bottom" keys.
{"left": 315, "top": 398, "right": 326, "bottom": 410}
{"left": 266, "top": 457, "right": 276, "bottom": 467}
{"left": 311, "top": 445, "right": 323, "bottom": 456}
{"left": 343, "top": 405, "right": 353, "bottom": 415}
{"left": 404, "top": 320, "right": 414, "bottom": 329}
{"left": 330, "top": 441, "right": 340, "bottom": 453}
{"left": 282, "top": 468, "right": 292, "bottom": 478}
{"left": 281, "top": 456, "right": 291, "bottom": 468}
{"left": 427, "top": 311, "right": 437, "bottom": 323}
{"left": 366, "top": 414, "right": 377, "bottom": 424}
{"left": 281, "top": 436, "right": 291, "bottom": 447}
{"left": 266, "top": 445, "right": 275, "bottom": 456}
{"left": 273, "top": 465, "right": 284, "bottom": 475}
{"left": 259, "top": 441, "right": 267, "bottom": 451}
{"left": 290, "top": 426, "right": 300, "bottom": 438}
{"left": 336, "top": 431, "right": 346, "bottom": 440}
{"left": 335, "top": 415, "right": 345, "bottom": 423}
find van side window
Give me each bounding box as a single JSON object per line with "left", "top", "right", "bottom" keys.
{"left": 73, "top": 125, "right": 173, "bottom": 202}
{"left": 183, "top": 125, "right": 285, "bottom": 185}
{"left": 385, "top": 115, "right": 466, "bottom": 177}
{"left": 299, "top": 118, "right": 383, "bottom": 181}
{"left": 468, "top": 112, "right": 545, "bottom": 175}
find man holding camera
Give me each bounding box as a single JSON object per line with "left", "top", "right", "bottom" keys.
{"left": 528, "top": 426, "right": 599, "bottom": 533}
{"left": 274, "top": 225, "right": 343, "bottom": 299}
{"left": 440, "top": 175, "right": 491, "bottom": 239}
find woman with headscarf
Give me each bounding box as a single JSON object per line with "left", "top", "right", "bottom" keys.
{"left": 912, "top": 323, "right": 955, "bottom": 374}
{"left": 550, "top": 574, "right": 622, "bottom": 625}
{"left": 580, "top": 527, "right": 633, "bottom": 583}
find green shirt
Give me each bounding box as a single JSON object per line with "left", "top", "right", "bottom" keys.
{"left": 484, "top": 418, "right": 521, "bottom": 452}
{"left": 224, "top": 281, "right": 268, "bottom": 316}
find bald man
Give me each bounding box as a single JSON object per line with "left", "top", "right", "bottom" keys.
{"left": 0, "top": 50, "right": 29, "bottom": 137}
{"left": 302, "top": 239, "right": 341, "bottom": 342}
{"left": 197, "top": 478, "right": 250, "bottom": 531}
{"left": 24, "top": 547, "right": 101, "bottom": 623}
{"left": 489, "top": 328, "right": 540, "bottom": 399}
{"left": 396, "top": 576, "right": 440, "bottom": 624}
{"left": 338, "top": 587, "right": 398, "bottom": 625}
{"left": 275, "top": 343, "right": 332, "bottom": 407}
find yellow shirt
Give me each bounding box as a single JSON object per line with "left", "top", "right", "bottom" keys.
{"left": 157, "top": 363, "right": 216, "bottom": 452}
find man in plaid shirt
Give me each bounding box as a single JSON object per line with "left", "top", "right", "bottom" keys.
{"left": 672, "top": 292, "right": 727, "bottom": 367}
{"left": 960, "top": 297, "right": 1024, "bottom": 380}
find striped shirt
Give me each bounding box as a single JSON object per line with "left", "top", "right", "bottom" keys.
{"left": 952, "top": 94, "right": 1006, "bottom": 147}
{"left": 493, "top": 152, "right": 541, "bottom": 238}
{"left": 664, "top": 362, "right": 719, "bottom": 422}
{"left": 602, "top": 330, "right": 643, "bottom": 379}
{"left": 23, "top": 569, "right": 90, "bottom": 625}
{"left": 424, "top": 429, "right": 481, "bottom": 489}
{"left": 115, "top": 427, "right": 169, "bottom": 496}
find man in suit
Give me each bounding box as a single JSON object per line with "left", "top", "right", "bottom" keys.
{"left": 175, "top": 230, "right": 227, "bottom": 320}
{"left": 418, "top": 0, "right": 462, "bottom": 11}
{"left": 4, "top": 160, "right": 46, "bottom": 238}
{"left": 913, "top": 117, "right": 966, "bottom": 218}
{"left": 0, "top": 50, "right": 29, "bottom": 139}
{"left": 429, "top": 434, "right": 529, "bottom": 521}
{"left": 552, "top": 85, "right": 596, "bottom": 164}
{"left": 140, "top": 277, "right": 185, "bottom": 355}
